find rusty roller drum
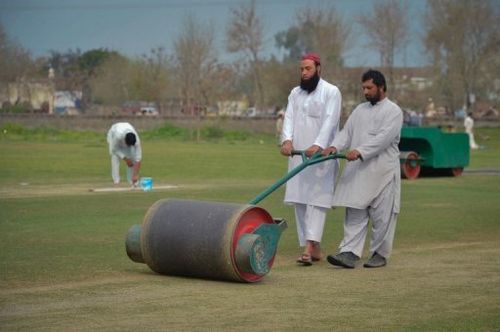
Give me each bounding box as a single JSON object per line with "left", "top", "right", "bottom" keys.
{"left": 125, "top": 152, "right": 346, "bottom": 283}
{"left": 126, "top": 198, "right": 286, "bottom": 283}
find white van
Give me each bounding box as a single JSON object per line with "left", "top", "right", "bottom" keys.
{"left": 139, "top": 107, "right": 159, "bottom": 116}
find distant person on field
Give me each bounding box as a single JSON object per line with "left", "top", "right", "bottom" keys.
{"left": 464, "top": 113, "right": 479, "bottom": 149}
{"left": 425, "top": 97, "right": 436, "bottom": 118}
{"left": 322, "top": 69, "right": 403, "bottom": 269}
{"left": 107, "top": 122, "right": 142, "bottom": 185}
{"left": 280, "top": 52, "right": 342, "bottom": 266}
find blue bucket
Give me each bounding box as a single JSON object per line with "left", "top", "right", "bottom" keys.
{"left": 140, "top": 177, "right": 153, "bottom": 191}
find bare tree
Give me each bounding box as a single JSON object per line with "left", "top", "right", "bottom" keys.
{"left": 260, "top": 58, "right": 296, "bottom": 109}
{"left": 424, "top": 0, "right": 500, "bottom": 111}
{"left": 90, "top": 48, "right": 171, "bottom": 112}
{"left": 173, "top": 14, "right": 218, "bottom": 116}
{"left": 358, "top": 0, "right": 409, "bottom": 82}
{"left": 226, "top": 0, "right": 265, "bottom": 108}
{"left": 139, "top": 47, "right": 172, "bottom": 105}
{"left": 89, "top": 54, "right": 131, "bottom": 107}
{"left": 0, "top": 23, "right": 37, "bottom": 83}
{"left": 173, "top": 14, "right": 218, "bottom": 140}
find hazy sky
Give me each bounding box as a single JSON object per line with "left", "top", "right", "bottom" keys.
{"left": 0, "top": 0, "right": 429, "bottom": 67}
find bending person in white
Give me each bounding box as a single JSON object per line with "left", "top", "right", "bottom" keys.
{"left": 280, "top": 52, "right": 342, "bottom": 266}
{"left": 322, "top": 69, "right": 403, "bottom": 268}
{"left": 107, "top": 122, "right": 142, "bottom": 185}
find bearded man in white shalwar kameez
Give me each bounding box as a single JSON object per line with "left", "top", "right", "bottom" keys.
{"left": 280, "top": 53, "right": 342, "bottom": 266}
{"left": 322, "top": 69, "right": 403, "bottom": 269}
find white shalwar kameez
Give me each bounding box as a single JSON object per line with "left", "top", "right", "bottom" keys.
{"left": 464, "top": 116, "right": 479, "bottom": 149}
{"left": 331, "top": 97, "right": 403, "bottom": 258}
{"left": 107, "top": 122, "right": 142, "bottom": 184}
{"left": 281, "top": 79, "right": 342, "bottom": 246}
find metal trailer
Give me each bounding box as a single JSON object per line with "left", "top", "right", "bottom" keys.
{"left": 399, "top": 127, "right": 470, "bottom": 180}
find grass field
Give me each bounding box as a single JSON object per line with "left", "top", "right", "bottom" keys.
{"left": 1, "top": 125, "right": 499, "bottom": 331}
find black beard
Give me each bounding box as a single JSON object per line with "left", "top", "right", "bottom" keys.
{"left": 366, "top": 96, "right": 379, "bottom": 105}
{"left": 366, "top": 91, "right": 382, "bottom": 105}
{"left": 300, "top": 72, "right": 320, "bottom": 94}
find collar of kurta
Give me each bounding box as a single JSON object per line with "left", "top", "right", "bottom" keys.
{"left": 370, "top": 97, "right": 388, "bottom": 107}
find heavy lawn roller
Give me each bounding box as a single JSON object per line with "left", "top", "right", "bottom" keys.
{"left": 125, "top": 151, "right": 345, "bottom": 283}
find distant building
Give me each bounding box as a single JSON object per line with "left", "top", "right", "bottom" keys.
{"left": 54, "top": 91, "right": 82, "bottom": 115}
{"left": 409, "top": 77, "right": 433, "bottom": 91}
{"left": 0, "top": 80, "right": 55, "bottom": 113}
{"left": 217, "top": 100, "right": 248, "bottom": 117}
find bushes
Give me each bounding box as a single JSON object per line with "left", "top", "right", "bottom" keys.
{"left": 0, "top": 123, "right": 102, "bottom": 142}
{"left": 0, "top": 102, "right": 31, "bottom": 113}
{"left": 0, "top": 122, "right": 269, "bottom": 144}
{"left": 142, "top": 122, "right": 189, "bottom": 140}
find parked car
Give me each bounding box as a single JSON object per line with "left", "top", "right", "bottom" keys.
{"left": 138, "top": 106, "right": 159, "bottom": 116}
{"left": 122, "top": 101, "right": 158, "bottom": 116}
{"left": 243, "top": 107, "right": 257, "bottom": 117}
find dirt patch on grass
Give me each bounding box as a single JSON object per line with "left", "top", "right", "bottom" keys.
{"left": 0, "top": 180, "right": 271, "bottom": 199}
{"left": 0, "top": 182, "right": 183, "bottom": 199}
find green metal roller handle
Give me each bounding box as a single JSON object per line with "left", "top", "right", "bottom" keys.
{"left": 249, "top": 150, "right": 346, "bottom": 205}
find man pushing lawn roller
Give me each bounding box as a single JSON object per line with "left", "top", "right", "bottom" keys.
{"left": 280, "top": 52, "right": 342, "bottom": 266}
{"left": 323, "top": 69, "right": 403, "bottom": 269}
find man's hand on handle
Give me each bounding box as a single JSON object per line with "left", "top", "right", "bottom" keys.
{"left": 346, "top": 149, "right": 362, "bottom": 161}
{"left": 280, "top": 140, "right": 293, "bottom": 156}
{"left": 305, "top": 144, "right": 321, "bottom": 157}
{"left": 322, "top": 147, "right": 362, "bottom": 161}
{"left": 321, "top": 146, "right": 337, "bottom": 156}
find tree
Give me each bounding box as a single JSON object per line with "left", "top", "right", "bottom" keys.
{"left": 226, "top": 0, "right": 265, "bottom": 108}
{"left": 89, "top": 48, "right": 171, "bottom": 110}
{"left": 275, "top": 5, "right": 352, "bottom": 71}
{"left": 88, "top": 54, "right": 131, "bottom": 106}
{"left": 0, "top": 23, "right": 41, "bottom": 113}
{"left": 47, "top": 48, "right": 124, "bottom": 109}
{"left": 173, "top": 14, "right": 218, "bottom": 116}
{"left": 47, "top": 49, "right": 83, "bottom": 90}
{"left": 80, "top": 49, "right": 121, "bottom": 107}
{"left": 138, "top": 47, "right": 172, "bottom": 105}
{"left": 0, "top": 23, "right": 37, "bottom": 83}
{"left": 358, "top": 0, "right": 409, "bottom": 83}
{"left": 424, "top": 0, "right": 500, "bottom": 111}
{"left": 260, "top": 57, "right": 296, "bottom": 109}
{"left": 79, "top": 49, "right": 120, "bottom": 76}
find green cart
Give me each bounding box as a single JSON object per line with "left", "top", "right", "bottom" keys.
{"left": 399, "top": 127, "right": 470, "bottom": 180}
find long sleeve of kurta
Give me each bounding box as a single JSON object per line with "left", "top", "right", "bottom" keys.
{"left": 281, "top": 95, "right": 295, "bottom": 143}
{"left": 281, "top": 79, "right": 342, "bottom": 208}
{"left": 330, "top": 113, "right": 353, "bottom": 151}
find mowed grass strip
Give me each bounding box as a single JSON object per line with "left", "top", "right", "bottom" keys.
{"left": 0, "top": 126, "right": 499, "bottom": 330}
